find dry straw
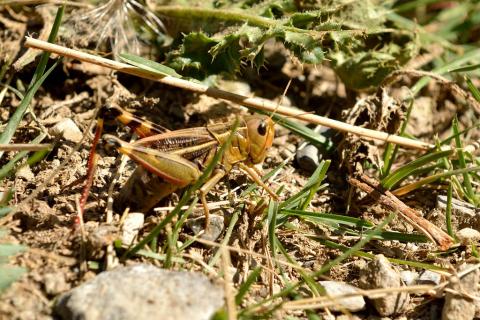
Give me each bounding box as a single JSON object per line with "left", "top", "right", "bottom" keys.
{"left": 24, "top": 37, "right": 434, "bottom": 150}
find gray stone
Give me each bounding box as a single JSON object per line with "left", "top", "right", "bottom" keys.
{"left": 296, "top": 144, "right": 320, "bottom": 172}
{"left": 186, "top": 214, "right": 224, "bottom": 242}
{"left": 15, "top": 164, "right": 34, "bottom": 181}
{"left": 319, "top": 281, "right": 365, "bottom": 312}
{"left": 400, "top": 270, "right": 418, "bottom": 286}
{"left": 442, "top": 264, "right": 480, "bottom": 320}
{"left": 121, "top": 213, "right": 144, "bottom": 246}
{"left": 44, "top": 272, "right": 69, "bottom": 295}
{"left": 55, "top": 264, "right": 224, "bottom": 320}
{"left": 436, "top": 195, "right": 476, "bottom": 217}
{"left": 359, "top": 254, "right": 410, "bottom": 316}
{"left": 417, "top": 270, "right": 442, "bottom": 285}
{"left": 456, "top": 228, "right": 480, "bottom": 245}
{"left": 50, "top": 118, "right": 83, "bottom": 143}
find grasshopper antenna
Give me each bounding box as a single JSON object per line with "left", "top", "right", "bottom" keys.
{"left": 268, "top": 78, "right": 292, "bottom": 122}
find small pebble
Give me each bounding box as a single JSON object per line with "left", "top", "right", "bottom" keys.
{"left": 50, "top": 119, "right": 83, "bottom": 143}
{"left": 217, "top": 80, "right": 251, "bottom": 96}
{"left": 436, "top": 195, "right": 476, "bottom": 217}
{"left": 121, "top": 213, "right": 144, "bottom": 246}
{"left": 417, "top": 270, "right": 442, "bottom": 285}
{"left": 359, "top": 254, "right": 409, "bottom": 316}
{"left": 55, "top": 264, "right": 224, "bottom": 320}
{"left": 442, "top": 264, "right": 479, "bottom": 320}
{"left": 296, "top": 144, "right": 320, "bottom": 173}
{"left": 319, "top": 280, "right": 365, "bottom": 312}
{"left": 15, "top": 164, "right": 34, "bottom": 181}
{"left": 186, "top": 214, "right": 224, "bottom": 242}
{"left": 44, "top": 272, "right": 69, "bottom": 296}
{"left": 400, "top": 270, "right": 419, "bottom": 286}
{"left": 456, "top": 228, "right": 480, "bottom": 245}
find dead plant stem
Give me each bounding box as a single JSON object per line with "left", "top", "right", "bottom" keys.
{"left": 24, "top": 37, "right": 433, "bottom": 150}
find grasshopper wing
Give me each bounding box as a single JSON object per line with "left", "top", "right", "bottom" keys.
{"left": 104, "top": 135, "right": 202, "bottom": 186}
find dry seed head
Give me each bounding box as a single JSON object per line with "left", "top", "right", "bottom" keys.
{"left": 63, "top": 0, "right": 165, "bottom": 57}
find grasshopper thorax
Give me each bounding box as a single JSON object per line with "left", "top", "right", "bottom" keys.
{"left": 245, "top": 116, "right": 275, "bottom": 164}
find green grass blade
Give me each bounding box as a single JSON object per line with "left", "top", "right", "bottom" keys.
{"left": 271, "top": 114, "right": 332, "bottom": 150}
{"left": 410, "top": 48, "right": 480, "bottom": 95}
{"left": 449, "top": 63, "right": 480, "bottom": 73}
{"left": 0, "top": 59, "right": 60, "bottom": 160}
{"left": 381, "top": 149, "right": 453, "bottom": 189}
{"left": 392, "top": 166, "right": 480, "bottom": 196}
{"left": 466, "top": 77, "right": 480, "bottom": 102}
{"left": 318, "top": 239, "right": 449, "bottom": 272}
{"left": 119, "top": 53, "right": 182, "bottom": 78}
{"left": 0, "top": 133, "right": 47, "bottom": 181}
{"left": 235, "top": 266, "right": 262, "bottom": 305}
{"left": 311, "top": 212, "right": 395, "bottom": 278}
{"left": 0, "top": 266, "right": 27, "bottom": 293}
{"left": 208, "top": 210, "right": 239, "bottom": 267}
{"left": 282, "top": 210, "right": 373, "bottom": 229}
{"left": 280, "top": 160, "right": 330, "bottom": 210}
{"left": 274, "top": 237, "right": 323, "bottom": 296}
{"left": 0, "top": 6, "right": 64, "bottom": 159}
{"left": 446, "top": 181, "right": 454, "bottom": 237}
{"left": 267, "top": 201, "right": 279, "bottom": 259}
{"left": 240, "top": 160, "right": 286, "bottom": 197}
{"left": 452, "top": 116, "right": 477, "bottom": 204}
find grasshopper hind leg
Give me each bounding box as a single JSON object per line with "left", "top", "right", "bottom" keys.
{"left": 115, "top": 166, "right": 179, "bottom": 213}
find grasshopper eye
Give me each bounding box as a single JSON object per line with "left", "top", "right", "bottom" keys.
{"left": 257, "top": 121, "right": 267, "bottom": 136}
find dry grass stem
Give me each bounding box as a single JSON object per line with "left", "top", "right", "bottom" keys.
{"left": 348, "top": 175, "right": 454, "bottom": 250}
{"left": 0, "top": 143, "right": 52, "bottom": 151}
{"left": 282, "top": 285, "right": 436, "bottom": 310}
{"left": 24, "top": 37, "right": 433, "bottom": 150}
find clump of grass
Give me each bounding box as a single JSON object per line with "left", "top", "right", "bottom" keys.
{"left": 0, "top": 228, "right": 27, "bottom": 293}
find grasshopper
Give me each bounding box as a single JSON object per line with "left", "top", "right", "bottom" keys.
{"left": 84, "top": 103, "right": 280, "bottom": 228}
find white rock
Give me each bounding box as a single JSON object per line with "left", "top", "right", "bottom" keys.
{"left": 121, "top": 213, "right": 144, "bottom": 246}
{"left": 359, "top": 255, "right": 410, "bottom": 316}
{"left": 186, "top": 214, "right": 224, "bottom": 242}
{"left": 15, "top": 164, "right": 34, "bottom": 181}
{"left": 417, "top": 270, "right": 442, "bottom": 285}
{"left": 436, "top": 195, "right": 476, "bottom": 217}
{"left": 456, "top": 228, "right": 480, "bottom": 245}
{"left": 400, "top": 270, "right": 419, "bottom": 286}
{"left": 442, "top": 264, "right": 479, "bottom": 320}
{"left": 55, "top": 264, "right": 224, "bottom": 320}
{"left": 296, "top": 144, "right": 320, "bottom": 173}
{"left": 50, "top": 119, "right": 83, "bottom": 143}
{"left": 319, "top": 281, "right": 365, "bottom": 312}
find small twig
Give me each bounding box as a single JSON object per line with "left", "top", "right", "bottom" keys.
{"left": 221, "top": 246, "right": 237, "bottom": 320}
{"left": 348, "top": 175, "right": 454, "bottom": 250}
{"left": 0, "top": 143, "right": 52, "bottom": 151}
{"left": 24, "top": 37, "right": 433, "bottom": 151}
{"left": 153, "top": 200, "right": 230, "bottom": 212}
{"left": 282, "top": 285, "right": 436, "bottom": 310}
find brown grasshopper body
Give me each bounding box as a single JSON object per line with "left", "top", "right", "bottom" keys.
{"left": 96, "top": 104, "right": 279, "bottom": 227}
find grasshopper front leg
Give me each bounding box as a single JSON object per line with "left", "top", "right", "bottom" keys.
{"left": 199, "top": 169, "right": 226, "bottom": 230}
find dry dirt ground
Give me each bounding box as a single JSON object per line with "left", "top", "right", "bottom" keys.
{"left": 1, "top": 4, "right": 480, "bottom": 320}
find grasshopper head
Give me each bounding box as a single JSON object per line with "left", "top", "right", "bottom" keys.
{"left": 246, "top": 116, "right": 275, "bottom": 164}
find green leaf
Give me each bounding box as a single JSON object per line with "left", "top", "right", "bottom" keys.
{"left": 0, "top": 243, "right": 27, "bottom": 259}
{"left": 449, "top": 63, "right": 480, "bottom": 73}
{"left": 381, "top": 149, "right": 453, "bottom": 189}
{"left": 0, "top": 266, "right": 26, "bottom": 293}
{"left": 119, "top": 53, "right": 182, "bottom": 78}
{"left": 235, "top": 266, "right": 261, "bottom": 305}
{"left": 0, "top": 6, "right": 63, "bottom": 160}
